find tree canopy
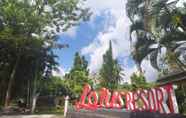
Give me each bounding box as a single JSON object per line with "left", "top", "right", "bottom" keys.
{"left": 99, "top": 41, "right": 123, "bottom": 89}
{"left": 64, "top": 52, "right": 93, "bottom": 99}
{"left": 0, "top": 0, "right": 91, "bottom": 112}
{"left": 126, "top": 0, "right": 186, "bottom": 73}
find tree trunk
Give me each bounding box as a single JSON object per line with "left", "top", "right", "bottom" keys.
{"left": 31, "top": 93, "right": 39, "bottom": 113}
{"left": 0, "top": 79, "right": 4, "bottom": 105}
{"left": 31, "top": 63, "right": 40, "bottom": 114}
{"left": 4, "top": 55, "right": 20, "bottom": 108}
{"left": 27, "top": 79, "right": 30, "bottom": 107}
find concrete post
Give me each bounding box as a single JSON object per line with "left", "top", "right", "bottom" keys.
{"left": 64, "top": 96, "right": 69, "bottom": 117}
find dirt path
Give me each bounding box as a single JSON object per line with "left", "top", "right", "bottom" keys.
{"left": 0, "top": 115, "right": 63, "bottom": 118}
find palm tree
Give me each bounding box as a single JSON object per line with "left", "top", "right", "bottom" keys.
{"left": 126, "top": 0, "right": 186, "bottom": 72}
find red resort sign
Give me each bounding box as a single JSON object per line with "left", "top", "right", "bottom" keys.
{"left": 75, "top": 84, "right": 179, "bottom": 114}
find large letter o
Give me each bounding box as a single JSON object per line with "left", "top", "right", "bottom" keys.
{"left": 88, "top": 91, "right": 98, "bottom": 106}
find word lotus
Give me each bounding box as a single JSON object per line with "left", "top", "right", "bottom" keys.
{"left": 75, "top": 84, "right": 179, "bottom": 114}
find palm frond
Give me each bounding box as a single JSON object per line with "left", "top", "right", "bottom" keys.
{"left": 126, "top": 0, "right": 144, "bottom": 21}
{"left": 130, "top": 21, "right": 144, "bottom": 35}
{"left": 160, "top": 31, "right": 186, "bottom": 45}
{"left": 132, "top": 36, "right": 156, "bottom": 65}
{"left": 150, "top": 49, "right": 160, "bottom": 70}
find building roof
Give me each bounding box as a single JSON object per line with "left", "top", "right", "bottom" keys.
{"left": 156, "top": 71, "right": 186, "bottom": 86}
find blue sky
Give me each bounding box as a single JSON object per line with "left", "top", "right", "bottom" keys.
{"left": 54, "top": 13, "right": 107, "bottom": 70}
{"left": 53, "top": 0, "right": 158, "bottom": 82}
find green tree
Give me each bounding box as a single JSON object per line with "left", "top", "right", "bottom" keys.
{"left": 40, "top": 76, "right": 72, "bottom": 97}
{"left": 70, "top": 52, "right": 88, "bottom": 75}
{"left": 130, "top": 72, "right": 152, "bottom": 90}
{"left": 0, "top": 30, "right": 58, "bottom": 111}
{"left": 126, "top": 1, "right": 186, "bottom": 111}
{"left": 65, "top": 52, "right": 92, "bottom": 99}
{"left": 175, "top": 85, "right": 186, "bottom": 114}
{"left": 99, "top": 41, "right": 123, "bottom": 89}
{"left": 0, "top": 0, "right": 91, "bottom": 110}
{"left": 126, "top": 0, "right": 186, "bottom": 72}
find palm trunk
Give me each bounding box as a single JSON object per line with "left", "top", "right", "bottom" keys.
{"left": 144, "top": 0, "right": 150, "bottom": 31}
{"left": 4, "top": 55, "right": 20, "bottom": 108}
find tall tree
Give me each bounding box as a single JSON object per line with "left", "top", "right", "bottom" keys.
{"left": 71, "top": 52, "right": 88, "bottom": 74}
{"left": 99, "top": 41, "right": 122, "bottom": 89}
{"left": 65, "top": 52, "right": 92, "bottom": 99}
{"left": 0, "top": 0, "right": 91, "bottom": 109}
{"left": 126, "top": 0, "right": 186, "bottom": 72}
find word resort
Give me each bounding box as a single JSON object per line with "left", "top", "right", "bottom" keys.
{"left": 76, "top": 84, "right": 179, "bottom": 114}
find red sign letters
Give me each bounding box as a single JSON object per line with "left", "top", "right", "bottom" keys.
{"left": 75, "top": 84, "right": 179, "bottom": 114}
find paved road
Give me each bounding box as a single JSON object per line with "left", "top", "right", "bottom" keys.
{"left": 0, "top": 115, "right": 63, "bottom": 118}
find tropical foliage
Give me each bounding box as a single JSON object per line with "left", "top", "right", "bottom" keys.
{"left": 130, "top": 72, "right": 154, "bottom": 90}
{"left": 126, "top": 0, "right": 186, "bottom": 73}
{"left": 0, "top": 0, "right": 90, "bottom": 113}
{"left": 126, "top": 0, "right": 186, "bottom": 113}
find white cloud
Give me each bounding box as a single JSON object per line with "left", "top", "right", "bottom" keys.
{"left": 52, "top": 66, "right": 65, "bottom": 77}
{"left": 122, "top": 66, "right": 138, "bottom": 84}
{"left": 81, "top": 0, "right": 131, "bottom": 71}
{"left": 58, "top": 0, "right": 125, "bottom": 38}
{"left": 176, "top": 0, "right": 186, "bottom": 7}
{"left": 81, "top": 0, "right": 158, "bottom": 82}
{"left": 141, "top": 60, "right": 158, "bottom": 82}
{"left": 121, "top": 59, "right": 158, "bottom": 83}
{"left": 85, "top": 0, "right": 124, "bottom": 15}
{"left": 62, "top": 26, "right": 77, "bottom": 38}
